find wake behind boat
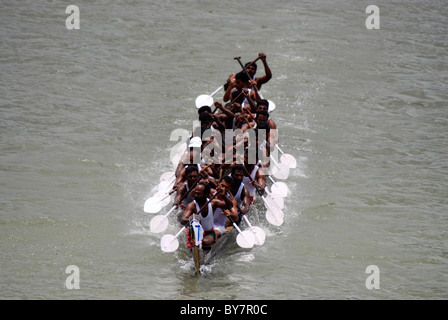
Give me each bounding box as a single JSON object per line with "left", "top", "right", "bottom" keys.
{"left": 145, "top": 53, "right": 296, "bottom": 277}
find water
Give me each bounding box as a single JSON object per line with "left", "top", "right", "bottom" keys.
{"left": 1, "top": 0, "right": 447, "bottom": 300}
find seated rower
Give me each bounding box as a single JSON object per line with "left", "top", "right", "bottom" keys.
{"left": 180, "top": 182, "right": 237, "bottom": 251}
{"left": 223, "top": 71, "right": 259, "bottom": 109}
{"left": 174, "top": 165, "right": 200, "bottom": 211}
{"left": 229, "top": 165, "right": 252, "bottom": 216}
{"left": 213, "top": 176, "right": 239, "bottom": 241}
{"left": 255, "top": 100, "right": 278, "bottom": 146}
{"left": 242, "top": 149, "right": 266, "bottom": 202}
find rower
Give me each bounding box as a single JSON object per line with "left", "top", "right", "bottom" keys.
{"left": 223, "top": 71, "right": 259, "bottom": 109}
{"left": 244, "top": 52, "right": 272, "bottom": 91}
{"left": 243, "top": 149, "right": 266, "bottom": 203}
{"left": 212, "top": 176, "right": 239, "bottom": 241}
{"left": 174, "top": 165, "right": 200, "bottom": 211}
{"left": 256, "top": 100, "right": 278, "bottom": 146}
{"left": 180, "top": 182, "right": 237, "bottom": 251}
{"left": 173, "top": 146, "right": 202, "bottom": 190}
{"left": 229, "top": 165, "right": 252, "bottom": 215}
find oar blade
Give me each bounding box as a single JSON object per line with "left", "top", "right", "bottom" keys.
{"left": 271, "top": 181, "right": 290, "bottom": 198}
{"left": 195, "top": 94, "right": 213, "bottom": 108}
{"left": 160, "top": 234, "right": 180, "bottom": 252}
{"left": 267, "top": 100, "right": 276, "bottom": 113}
{"left": 280, "top": 154, "right": 297, "bottom": 169}
{"left": 266, "top": 192, "right": 284, "bottom": 209}
{"left": 159, "top": 171, "right": 175, "bottom": 182}
{"left": 266, "top": 207, "right": 284, "bottom": 226}
{"left": 150, "top": 215, "right": 169, "bottom": 234}
{"left": 272, "top": 164, "right": 290, "bottom": 180}
{"left": 143, "top": 196, "right": 164, "bottom": 213}
{"left": 171, "top": 153, "right": 181, "bottom": 169}
{"left": 236, "top": 231, "right": 255, "bottom": 249}
{"left": 251, "top": 226, "right": 266, "bottom": 246}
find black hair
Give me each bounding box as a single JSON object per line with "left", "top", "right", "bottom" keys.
{"left": 199, "top": 112, "right": 213, "bottom": 123}
{"left": 196, "top": 181, "right": 210, "bottom": 196}
{"left": 198, "top": 105, "right": 212, "bottom": 115}
{"left": 231, "top": 164, "right": 245, "bottom": 174}
{"left": 257, "top": 99, "right": 269, "bottom": 108}
{"left": 185, "top": 165, "right": 199, "bottom": 175}
{"left": 256, "top": 110, "right": 269, "bottom": 120}
{"left": 235, "top": 71, "right": 250, "bottom": 83}
{"left": 245, "top": 61, "right": 258, "bottom": 72}
{"left": 221, "top": 175, "right": 234, "bottom": 185}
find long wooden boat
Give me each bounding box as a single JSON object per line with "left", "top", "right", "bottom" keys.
{"left": 150, "top": 55, "right": 296, "bottom": 277}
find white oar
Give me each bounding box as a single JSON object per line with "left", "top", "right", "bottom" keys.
{"left": 195, "top": 85, "right": 224, "bottom": 108}
{"left": 159, "top": 171, "right": 175, "bottom": 182}
{"left": 144, "top": 191, "right": 172, "bottom": 214}
{"left": 160, "top": 226, "right": 186, "bottom": 253}
{"left": 150, "top": 205, "right": 178, "bottom": 234}
{"left": 230, "top": 217, "right": 255, "bottom": 249}
{"left": 276, "top": 145, "right": 297, "bottom": 169}
{"left": 270, "top": 155, "right": 290, "bottom": 180}
{"left": 267, "top": 175, "right": 291, "bottom": 198}
{"left": 242, "top": 215, "right": 265, "bottom": 246}
{"left": 265, "top": 190, "right": 284, "bottom": 210}
{"left": 242, "top": 164, "right": 284, "bottom": 226}
{"left": 265, "top": 205, "right": 284, "bottom": 226}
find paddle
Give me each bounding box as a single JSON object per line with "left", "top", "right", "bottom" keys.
{"left": 195, "top": 85, "right": 224, "bottom": 108}
{"left": 267, "top": 175, "right": 291, "bottom": 198}
{"left": 144, "top": 191, "right": 172, "bottom": 214}
{"left": 275, "top": 145, "right": 297, "bottom": 169}
{"left": 150, "top": 205, "right": 178, "bottom": 234}
{"left": 228, "top": 215, "right": 255, "bottom": 249}
{"left": 241, "top": 214, "right": 265, "bottom": 246}
{"left": 159, "top": 171, "right": 175, "bottom": 182}
{"left": 270, "top": 155, "right": 290, "bottom": 180}
{"left": 160, "top": 226, "right": 186, "bottom": 253}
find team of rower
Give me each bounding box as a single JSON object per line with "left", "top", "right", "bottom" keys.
{"left": 169, "top": 53, "right": 276, "bottom": 251}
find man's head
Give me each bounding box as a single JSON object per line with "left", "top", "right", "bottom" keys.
{"left": 219, "top": 175, "right": 233, "bottom": 192}
{"left": 256, "top": 99, "right": 269, "bottom": 112}
{"left": 256, "top": 110, "right": 269, "bottom": 124}
{"left": 231, "top": 164, "right": 245, "bottom": 183}
{"left": 193, "top": 182, "right": 210, "bottom": 201}
{"left": 234, "top": 72, "right": 250, "bottom": 89}
{"left": 245, "top": 61, "right": 257, "bottom": 77}
{"left": 185, "top": 165, "right": 199, "bottom": 184}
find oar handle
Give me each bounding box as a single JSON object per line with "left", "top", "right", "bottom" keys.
{"left": 174, "top": 226, "right": 186, "bottom": 238}
{"left": 242, "top": 215, "right": 253, "bottom": 228}
{"left": 228, "top": 215, "right": 243, "bottom": 234}
{"left": 275, "top": 144, "right": 285, "bottom": 155}
{"left": 164, "top": 205, "right": 177, "bottom": 217}
{"left": 267, "top": 175, "right": 280, "bottom": 188}
{"left": 210, "top": 85, "right": 224, "bottom": 97}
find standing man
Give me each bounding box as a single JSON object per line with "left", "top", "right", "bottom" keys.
{"left": 245, "top": 52, "right": 272, "bottom": 91}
